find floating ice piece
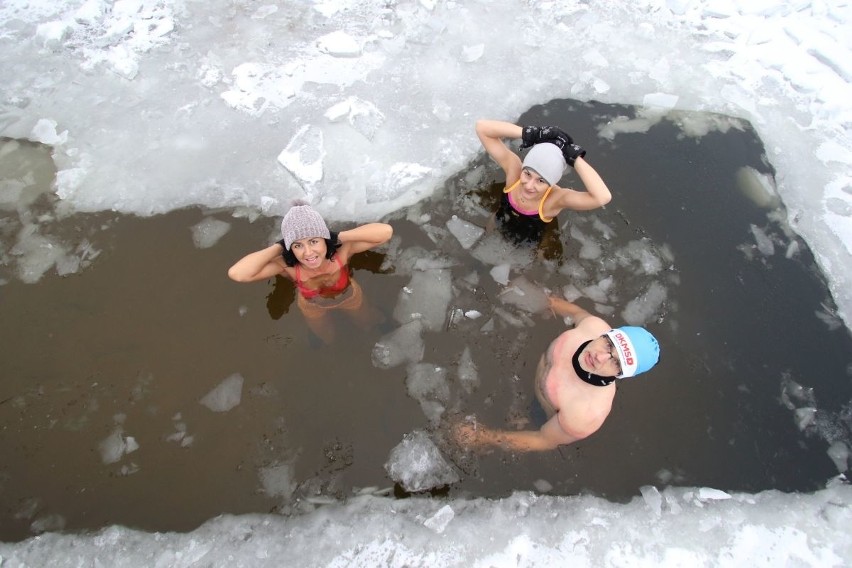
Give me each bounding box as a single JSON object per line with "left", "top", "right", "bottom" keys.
{"left": 826, "top": 441, "right": 849, "bottom": 474}
{"left": 457, "top": 347, "right": 479, "bottom": 393}
{"left": 316, "top": 31, "right": 362, "bottom": 57}
{"left": 794, "top": 407, "right": 817, "bottom": 430}
{"left": 259, "top": 463, "right": 296, "bottom": 499}
{"left": 277, "top": 125, "right": 325, "bottom": 187}
{"left": 372, "top": 320, "right": 425, "bottom": 369}
{"left": 736, "top": 167, "right": 778, "bottom": 209}
{"left": 393, "top": 269, "right": 452, "bottom": 331}
{"left": 464, "top": 310, "right": 481, "bottom": 319}
{"left": 490, "top": 264, "right": 510, "bottom": 285}
{"left": 405, "top": 363, "right": 449, "bottom": 404}
{"left": 446, "top": 215, "right": 484, "bottom": 249}
{"left": 621, "top": 281, "right": 667, "bottom": 326}
{"left": 533, "top": 479, "right": 553, "bottom": 493}
{"left": 750, "top": 224, "right": 775, "bottom": 256}
{"left": 499, "top": 277, "right": 549, "bottom": 314}
{"left": 200, "top": 373, "right": 244, "bottom": 412}
{"left": 191, "top": 217, "right": 231, "bottom": 249}
{"left": 423, "top": 504, "right": 455, "bottom": 533}
{"left": 384, "top": 430, "right": 459, "bottom": 492}
{"left": 97, "top": 428, "right": 138, "bottom": 465}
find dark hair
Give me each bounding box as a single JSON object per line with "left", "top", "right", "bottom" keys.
{"left": 281, "top": 231, "right": 341, "bottom": 267}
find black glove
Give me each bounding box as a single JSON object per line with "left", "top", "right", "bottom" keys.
{"left": 520, "top": 125, "right": 572, "bottom": 149}
{"left": 561, "top": 142, "right": 586, "bottom": 167}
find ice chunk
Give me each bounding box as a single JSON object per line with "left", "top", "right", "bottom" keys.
{"left": 446, "top": 215, "right": 484, "bottom": 249}
{"left": 457, "top": 347, "right": 479, "bottom": 394}
{"left": 461, "top": 44, "right": 484, "bottom": 63}
{"left": 259, "top": 463, "right": 296, "bottom": 499}
{"left": 643, "top": 92, "right": 679, "bottom": 109}
{"left": 365, "top": 162, "right": 433, "bottom": 204}
{"left": 30, "top": 119, "right": 67, "bottom": 145}
{"left": 736, "top": 167, "right": 778, "bottom": 209}
{"left": 621, "top": 281, "right": 667, "bottom": 326}
{"left": 697, "top": 488, "right": 731, "bottom": 501}
{"left": 826, "top": 441, "right": 849, "bottom": 474}
{"left": 277, "top": 125, "right": 325, "bottom": 188}
{"left": 640, "top": 485, "right": 663, "bottom": 516}
{"left": 384, "top": 430, "right": 459, "bottom": 492}
{"left": 405, "top": 363, "right": 449, "bottom": 403}
{"left": 190, "top": 217, "right": 231, "bottom": 249}
{"left": 423, "top": 504, "right": 455, "bottom": 533}
{"left": 533, "top": 479, "right": 553, "bottom": 493}
{"left": 499, "top": 277, "right": 549, "bottom": 314}
{"left": 471, "top": 233, "right": 535, "bottom": 268}
{"left": 750, "top": 224, "right": 775, "bottom": 256}
{"left": 324, "top": 97, "right": 385, "bottom": 140}
{"left": 490, "top": 264, "right": 510, "bottom": 285}
{"left": 794, "top": 407, "right": 817, "bottom": 430}
{"left": 97, "top": 428, "right": 137, "bottom": 465}
{"left": 393, "top": 269, "right": 452, "bottom": 331}
{"left": 372, "top": 320, "right": 425, "bottom": 369}
{"left": 316, "top": 31, "right": 362, "bottom": 57}
{"left": 199, "top": 373, "right": 244, "bottom": 412}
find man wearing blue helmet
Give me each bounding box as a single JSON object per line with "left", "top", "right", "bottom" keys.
{"left": 456, "top": 296, "right": 660, "bottom": 452}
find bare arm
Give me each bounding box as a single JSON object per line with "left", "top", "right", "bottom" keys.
{"left": 227, "top": 243, "right": 287, "bottom": 283}
{"left": 552, "top": 157, "right": 612, "bottom": 211}
{"left": 475, "top": 119, "right": 523, "bottom": 179}
{"left": 338, "top": 222, "right": 393, "bottom": 256}
{"left": 455, "top": 415, "right": 586, "bottom": 453}
{"left": 548, "top": 296, "right": 594, "bottom": 323}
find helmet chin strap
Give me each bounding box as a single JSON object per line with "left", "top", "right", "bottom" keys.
{"left": 572, "top": 339, "right": 616, "bottom": 387}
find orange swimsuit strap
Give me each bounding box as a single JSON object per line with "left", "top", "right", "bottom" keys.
{"left": 503, "top": 179, "right": 554, "bottom": 223}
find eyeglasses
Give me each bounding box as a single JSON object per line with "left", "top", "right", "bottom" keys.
{"left": 603, "top": 336, "right": 623, "bottom": 376}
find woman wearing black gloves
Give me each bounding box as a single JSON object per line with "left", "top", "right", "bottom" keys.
{"left": 475, "top": 119, "right": 612, "bottom": 244}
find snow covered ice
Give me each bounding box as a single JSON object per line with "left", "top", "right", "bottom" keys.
{"left": 2, "top": 0, "right": 852, "bottom": 565}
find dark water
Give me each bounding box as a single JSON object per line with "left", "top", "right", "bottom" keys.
{"left": 1, "top": 100, "right": 850, "bottom": 542}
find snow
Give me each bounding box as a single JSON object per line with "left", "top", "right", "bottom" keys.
{"left": 1, "top": 0, "right": 851, "bottom": 564}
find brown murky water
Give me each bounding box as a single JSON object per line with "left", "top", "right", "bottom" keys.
{"left": 1, "top": 100, "right": 850, "bottom": 542}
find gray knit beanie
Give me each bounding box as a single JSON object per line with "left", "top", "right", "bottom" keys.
{"left": 522, "top": 142, "right": 568, "bottom": 186}
{"left": 280, "top": 202, "right": 330, "bottom": 249}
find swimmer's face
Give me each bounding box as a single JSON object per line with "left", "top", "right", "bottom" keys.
{"left": 290, "top": 236, "right": 328, "bottom": 269}
{"left": 579, "top": 336, "right": 622, "bottom": 378}
{"left": 520, "top": 167, "right": 551, "bottom": 195}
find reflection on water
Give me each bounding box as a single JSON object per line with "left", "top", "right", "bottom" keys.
{"left": 0, "top": 100, "right": 850, "bottom": 542}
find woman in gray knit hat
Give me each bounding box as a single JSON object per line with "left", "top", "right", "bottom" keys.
{"left": 228, "top": 201, "right": 393, "bottom": 343}
{"left": 475, "top": 119, "right": 612, "bottom": 247}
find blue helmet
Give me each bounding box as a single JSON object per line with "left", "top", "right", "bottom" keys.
{"left": 604, "top": 326, "right": 660, "bottom": 378}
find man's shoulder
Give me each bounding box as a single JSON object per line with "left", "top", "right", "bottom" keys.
{"left": 573, "top": 315, "right": 611, "bottom": 337}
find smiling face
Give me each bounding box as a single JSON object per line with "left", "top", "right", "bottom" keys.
{"left": 519, "top": 167, "right": 551, "bottom": 199}
{"left": 290, "top": 236, "right": 328, "bottom": 269}
{"left": 578, "top": 336, "right": 623, "bottom": 378}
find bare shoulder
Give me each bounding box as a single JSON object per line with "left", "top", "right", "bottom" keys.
{"left": 576, "top": 315, "right": 611, "bottom": 335}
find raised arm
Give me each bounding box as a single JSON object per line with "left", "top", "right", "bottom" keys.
{"left": 552, "top": 156, "right": 612, "bottom": 211}
{"left": 475, "top": 119, "right": 523, "bottom": 177}
{"left": 227, "top": 243, "right": 287, "bottom": 283}
{"left": 338, "top": 222, "right": 393, "bottom": 256}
